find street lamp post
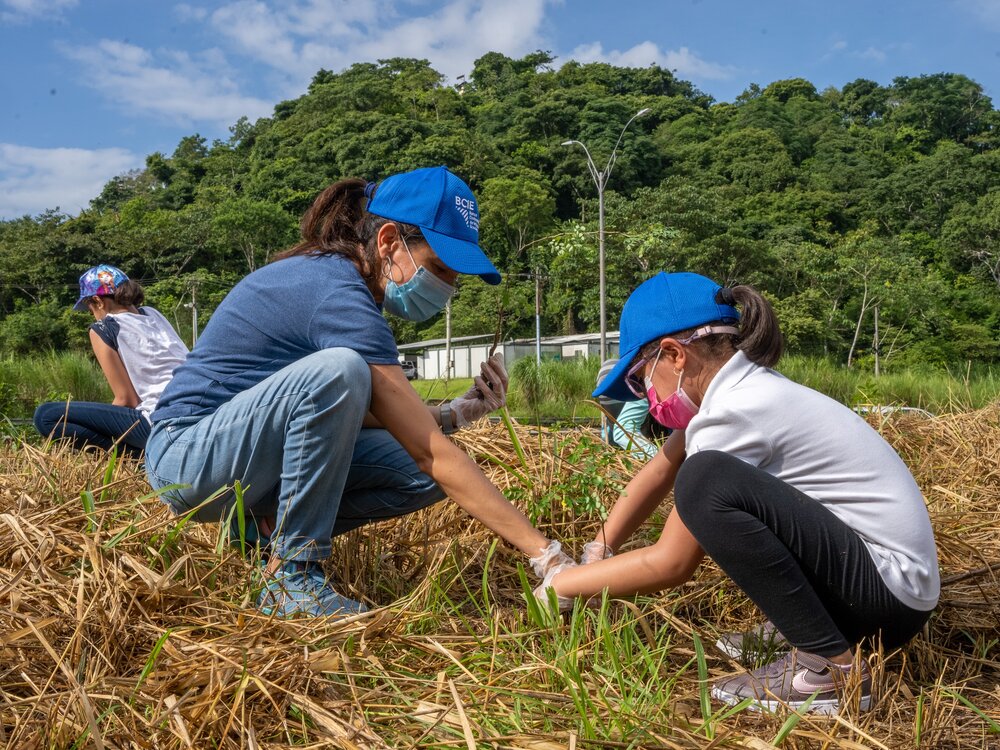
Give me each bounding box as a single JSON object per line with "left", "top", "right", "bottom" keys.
{"left": 563, "top": 107, "right": 650, "bottom": 362}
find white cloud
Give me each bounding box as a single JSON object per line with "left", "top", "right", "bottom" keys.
{"left": 0, "top": 143, "right": 140, "bottom": 219}
{"left": 1, "top": 0, "right": 75, "bottom": 22}
{"left": 956, "top": 0, "right": 1000, "bottom": 29}
{"left": 854, "top": 46, "right": 888, "bottom": 63}
{"left": 174, "top": 3, "right": 208, "bottom": 22}
{"left": 60, "top": 39, "right": 274, "bottom": 127}
{"left": 206, "top": 0, "right": 551, "bottom": 83}
{"left": 570, "top": 41, "right": 735, "bottom": 82}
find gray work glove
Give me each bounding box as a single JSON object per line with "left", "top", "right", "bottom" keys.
{"left": 449, "top": 353, "right": 508, "bottom": 428}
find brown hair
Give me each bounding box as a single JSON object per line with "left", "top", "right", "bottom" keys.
{"left": 271, "top": 178, "right": 422, "bottom": 293}
{"left": 112, "top": 279, "right": 145, "bottom": 308}
{"left": 635, "top": 284, "right": 783, "bottom": 368}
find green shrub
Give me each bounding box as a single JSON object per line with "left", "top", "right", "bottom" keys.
{"left": 508, "top": 356, "right": 601, "bottom": 419}
{"left": 0, "top": 351, "right": 110, "bottom": 420}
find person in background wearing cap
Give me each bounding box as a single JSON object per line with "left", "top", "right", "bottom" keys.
{"left": 145, "top": 166, "right": 574, "bottom": 618}
{"left": 33, "top": 265, "right": 188, "bottom": 458}
{"left": 595, "top": 358, "right": 662, "bottom": 459}
{"left": 537, "top": 272, "right": 938, "bottom": 715}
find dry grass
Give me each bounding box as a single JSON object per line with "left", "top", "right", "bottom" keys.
{"left": 1, "top": 408, "right": 998, "bottom": 749}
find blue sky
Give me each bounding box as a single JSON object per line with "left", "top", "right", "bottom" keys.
{"left": 2, "top": 0, "right": 999, "bottom": 219}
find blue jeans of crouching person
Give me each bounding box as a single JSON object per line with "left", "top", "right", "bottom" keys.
{"left": 145, "top": 348, "right": 445, "bottom": 563}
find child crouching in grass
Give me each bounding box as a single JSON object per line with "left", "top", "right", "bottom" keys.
{"left": 538, "top": 271, "right": 939, "bottom": 715}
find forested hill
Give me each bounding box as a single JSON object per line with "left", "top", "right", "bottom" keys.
{"left": 2, "top": 52, "right": 999, "bottom": 367}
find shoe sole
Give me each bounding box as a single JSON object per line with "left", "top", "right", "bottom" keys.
{"left": 714, "top": 637, "right": 791, "bottom": 661}
{"left": 711, "top": 686, "right": 871, "bottom": 715}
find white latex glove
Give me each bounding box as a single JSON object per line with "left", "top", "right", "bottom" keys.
{"left": 533, "top": 565, "right": 576, "bottom": 612}
{"left": 530, "top": 540, "right": 577, "bottom": 612}
{"left": 449, "top": 353, "right": 508, "bottom": 428}
{"left": 580, "top": 541, "right": 613, "bottom": 565}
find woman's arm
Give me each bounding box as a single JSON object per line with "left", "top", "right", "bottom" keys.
{"left": 550, "top": 507, "right": 705, "bottom": 597}
{"left": 594, "top": 429, "right": 687, "bottom": 550}
{"left": 368, "top": 362, "right": 549, "bottom": 557}
{"left": 90, "top": 329, "right": 140, "bottom": 408}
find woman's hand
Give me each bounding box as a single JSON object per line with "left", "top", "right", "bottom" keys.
{"left": 449, "top": 353, "right": 508, "bottom": 427}
{"left": 580, "top": 541, "right": 613, "bottom": 565}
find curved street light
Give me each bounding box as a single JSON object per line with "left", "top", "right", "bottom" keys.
{"left": 563, "top": 107, "right": 651, "bottom": 361}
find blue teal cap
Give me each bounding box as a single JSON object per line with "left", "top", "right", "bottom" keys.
{"left": 593, "top": 272, "right": 739, "bottom": 401}
{"left": 367, "top": 166, "right": 500, "bottom": 285}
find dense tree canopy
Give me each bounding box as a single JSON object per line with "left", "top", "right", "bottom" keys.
{"left": 1, "top": 56, "right": 998, "bottom": 368}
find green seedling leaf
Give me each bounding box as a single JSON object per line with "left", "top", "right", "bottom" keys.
{"left": 80, "top": 489, "right": 96, "bottom": 533}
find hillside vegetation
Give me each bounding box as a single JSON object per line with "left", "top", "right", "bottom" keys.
{"left": 2, "top": 54, "right": 999, "bottom": 371}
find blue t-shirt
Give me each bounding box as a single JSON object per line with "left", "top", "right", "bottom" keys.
{"left": 153, "top": 254, "right": 399, "bottom": 421}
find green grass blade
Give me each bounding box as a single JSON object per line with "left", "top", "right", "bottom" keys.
{"left": 692, "top": 632, "right": 712, "bottom": 736}
{"left": 942, "top": 688, "right": 1000, "bottom": 733}
{"left": 80, "top": 489, "right": 96, "bottom": 533}
{"left": 771, "top": 691, "right": 819, "bottom": 744}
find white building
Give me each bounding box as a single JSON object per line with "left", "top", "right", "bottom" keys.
{"left": 398, "top": 332, "right": 621, "bottom": 379}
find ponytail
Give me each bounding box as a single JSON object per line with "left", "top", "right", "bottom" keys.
{"left": 633, "top": 282, "right": 784, "bottom": 368}
{"left": 721, "top": 285, "right": 783, "bottom": 367}
{"left": 271, "top": 177, "right": 421, "bottom": 292}
{"left": 112, "top": 279, "right": 145, "bottom": 308}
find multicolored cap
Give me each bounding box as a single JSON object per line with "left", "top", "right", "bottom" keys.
{"left": 73, "top": 265, "right": 129, "bottom": 311}
{"left": 366, "top": 166, "right": 501, "bottom": 285}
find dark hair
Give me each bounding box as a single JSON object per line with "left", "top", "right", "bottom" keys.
{"left": 88, "top": 278, "right": 145, "bottom": 309}
{"left": 271, "top": 178, "right": 422, "bottom": 292}
{"left": 112, "top": 279, "right": 145, "bottom": 308}
{"left": 634, "top": 284, "right": 783, "bottom": 368}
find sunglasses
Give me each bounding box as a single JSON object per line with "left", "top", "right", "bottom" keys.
{"left": 624, "top": 351, "right": 659, "bottom": 399}
{"left": 623, "top": 325, "right": 740, "bottom": 398}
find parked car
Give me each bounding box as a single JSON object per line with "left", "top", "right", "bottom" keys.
{"left": 401, "top": 361, "right": 418, "bottom": 380}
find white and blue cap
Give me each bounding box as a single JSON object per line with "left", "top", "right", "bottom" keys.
{"left": 366, "top": 165, "right": 501, "bottom": 285}
{"left": 593, "top": 272, "right": 739, "bottom": 402}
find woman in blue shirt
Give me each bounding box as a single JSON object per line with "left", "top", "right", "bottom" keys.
{"left": 146, "top": 166, "right": 572, "bottom": 618}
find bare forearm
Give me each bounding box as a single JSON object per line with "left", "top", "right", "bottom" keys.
{"left": 550, "top": 546, "right": 693, "bottom": 598}
{"left": 596, "top": 432, "right": 686, "bottom": 549}
{"left": 423, "top": 433, "right": 548, "bottom": 556}
{"left": 598, "top": 476, "right": 671, "bottom": 550}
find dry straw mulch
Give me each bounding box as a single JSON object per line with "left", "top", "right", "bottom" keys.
{"left": 1, "top": 408, "right": 998, "bottom": 749}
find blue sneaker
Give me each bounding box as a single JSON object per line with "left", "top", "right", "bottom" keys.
{"left": 257, "top": 561, "right": 368, "bottom": 618}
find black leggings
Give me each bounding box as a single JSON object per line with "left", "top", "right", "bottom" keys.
{"left": 674, "top": 450, "right": 932, "bottom": 657}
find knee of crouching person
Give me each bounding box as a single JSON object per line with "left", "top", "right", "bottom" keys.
{"left": 673, "top": 450, "right": 731, "bottom": 521}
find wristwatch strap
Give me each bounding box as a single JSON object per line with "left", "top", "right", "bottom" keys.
{"left": 440, "top": 402, "right": 458, "bottom": 434}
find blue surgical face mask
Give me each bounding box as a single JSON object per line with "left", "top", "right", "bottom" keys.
{"left": 383, "top": 235, "right": 456, "bottom": 322}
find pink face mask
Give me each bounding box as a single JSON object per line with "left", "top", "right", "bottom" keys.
{"left": 644, "top": 353, "right": 699, "bottom": 429}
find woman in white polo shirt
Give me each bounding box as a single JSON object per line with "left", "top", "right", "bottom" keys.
{"left": 542, "top": 271, "right": 939, "bottom": 715}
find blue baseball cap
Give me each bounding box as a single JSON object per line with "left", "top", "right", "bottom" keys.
{"left": 73, "top": 264, "right": 129, "bottom": 311}
{"left": 593, "top": 272, "right": 739, "bottom": 401}
{"left": 367, "top": 166, "right": 501, "bottom": 285}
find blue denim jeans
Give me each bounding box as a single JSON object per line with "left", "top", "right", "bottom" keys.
{"left": 34, "top": 400, "right": 149, "bottom": 457}
{"left": 144, "top": 348, "right": 445, "bottom": 562}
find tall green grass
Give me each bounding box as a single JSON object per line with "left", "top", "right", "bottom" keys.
{"left": 3, "top": 351, "right": 998, "bottom": 425}
{"left": 507, "top": 356, "right": 602, "bottom": 420}
{"left": 506, "top": 354, "right": 1000, "bottom": 419}
{"left": 778, "top": 355, "right": 1000, "bottom": 413}
{"left": 0, "top": 351, "right": 110, "bottom": 419}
